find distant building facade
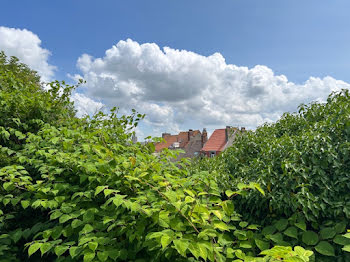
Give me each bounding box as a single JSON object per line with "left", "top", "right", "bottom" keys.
{"left": 155, "top": 129, "right": 208, "bottom": 159}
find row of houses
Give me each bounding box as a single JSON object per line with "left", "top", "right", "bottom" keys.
{"left": 154, "top": 126, "right": 246, "bottom": 159}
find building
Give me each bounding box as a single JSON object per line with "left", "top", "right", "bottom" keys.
{"left": 155, "top": 128, "right": 208, "bottom": 159}
{"left": 201, "top": 126, "right": 245, "bottom": 157}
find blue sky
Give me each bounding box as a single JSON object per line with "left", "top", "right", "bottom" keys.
{"left": 1, "top": 1, "right": 350, "bottom": 138}
{"left": 2, "top": 0, "right": 350, "bottom": 82}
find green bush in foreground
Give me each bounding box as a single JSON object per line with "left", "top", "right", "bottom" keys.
{"left": 219, "top": 89, "right": 350, "bottom": 261}
{"left": 0, "top": 53, "right": 314, "bottom": 261}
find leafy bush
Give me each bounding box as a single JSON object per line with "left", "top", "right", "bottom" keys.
{"left": 219, "top": 89, "right": 350, "bottom": 261}
{"left": 222, "top": 90, "right": 350, "bottom": 222}
{"left": 0, "top": 53, "right": 314, "bottom": 261}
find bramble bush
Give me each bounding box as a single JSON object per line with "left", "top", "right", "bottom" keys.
{"left": 0, "top": 53, "right": 314, "bottom": 261}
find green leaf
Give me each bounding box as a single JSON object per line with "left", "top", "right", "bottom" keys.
{"left": 343, "top": 245, "right": 350, "bottom": 252}
{"left": 104, "top": 189, "right": 114, "bottom": 197}
{"left": 108, "top": 249, "right": 120, "bottom": 260}
{"left": 252, "top": 183, "right": 265, "bottom": 196}
{"left": 97, "top": 251, "right": 109, "bottom": 262}
{"left": 275, "top": 219, "right": 288, "bottom": 231}
{"left": 240, "top": 241, "right": 252, "bottom": 249}
{"left": 294, "top": 246, "right": 313, "bottom": 258}
{"left": 334, "top": 221, "right": 347, "bottom": 233}
{"left": 159, "top": 211, "right": 170, "bottom": 228}
{"left": 213, "top": 221, "right": 230, "bottom": 231}
{"left": 283, "top": 226, "right": 298, "bottom": 239}
{"left": 161, "top": 234, "right": 173, "bottom": 249}
{"left": 315, "top": 241, "right": 335, "bottom": 256}
{"left": 50, "top": 210, "right": 62, "bottom": 220}
{"left": 262, "top": 225, "right": 276, "bottom": 236}
{"left": 3, "top": 182, "right": 13, "bottom": 191}
{"left": 221, "top": 200, "right": 234, "bottom": 215}
{"left": 59, "top": 214, "right": 72, "bottom": 224}
{"left": 147, "top": 232, "right": 163, "bottom": 240}
{"left": 320, "top": 227, "right": 336, "bottom": 240}
{"left": 255, "top": 239, "right": 270, "bottom": 251}
{"left": 269, "top": 233, "right": 283, "bottom": 243}
{"left": 302, "top": 231, "right": 319, "bottom": 245}
{"left": 188, "top": 243, "right": 200, "bottom": 259}
{"left": 212, "top": 210, "right": 224, "bottom": 220}
{"left": 11, "top": 230, "right": 22, "bottom": 243}
{"left": 239, "top": 221, "right": 248, "bottom": 228}
{"left": 88, "top": 242, "right": 98, "bottom": 252}
{"left": 28, "top": 243, "right": 42, "bottom": 257}
{"left": 51, "top": 226, "right": 63, "bottom": 240}
{"left": 295, "top": 221, "right": 306, "bottom": 232}
{"left": 197, "top": 242, "right": 208, "bottom": 260}
{"left": 225, "top": 190, "right": 237, "bottom": 197}
{"left": 247, "top": 224, "right": 259, "bottom": 230}
{"left": 69, "top": 246, "right": 81, "bottom": 259}
{"left": 40, "top": 243, "right": 53, "bottom": 256}
{"left": 55, "top": 245, "right": 69, "bottom": 257}
{"left": 173, "top": 239, "right": 189, "bottom": 257}
{"left": 260, "top": 246, "right": 292, "bottom": 256}
{"left": 21, "top": 200, "right": 30, "bottom": 209}
{"left": 112, "top": 195, "right": 124, "bottom": 207}
{"left": 333, "top": 235, "right": 350, "bottom": 245}
{"left": 81, "top": 224, "right": 94, "bottom": 234}
{"left": 71, "top": 219, "right": 83, "bottom": 229}
{"left": 94, "top": 186, "right": 105, "bottom": 196}
{"left": 84, "top": 251, "right": 96, "bottom": 262}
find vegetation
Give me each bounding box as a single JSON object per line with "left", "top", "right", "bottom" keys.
{"left": 217, "top": 89, "right": 350, "bottom": 261}
{"left": 0, "top": 52, "right": 349, "bottom": 261}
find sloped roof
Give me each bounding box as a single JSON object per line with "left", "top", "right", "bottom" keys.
{"left": 155, "top": 135, "right": 178, "bottom": 152}
{"left": 201, "top": 129, "right": 226, "bottom": 152}
{"left": 155, "top": 130, "right": 201, "bottom": 152}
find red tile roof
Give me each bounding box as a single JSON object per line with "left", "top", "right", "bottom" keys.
{"left": 201, "top": 129, "right": 226, "bottom": 152}
{"left": 155, "top": 135, "right": 178, "bottom": 152}
{"left": 155, "top": 130, "right": 201, "bottom": 152}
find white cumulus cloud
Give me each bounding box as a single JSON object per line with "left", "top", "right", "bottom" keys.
{"left": 71, "top": 93, "right": 104, "bottom": 117}
{"left": 71, "top": 39, "right": 350, "bottom": 137}
{"left": 0, "top": 26, "right": 56, "bottom": 81}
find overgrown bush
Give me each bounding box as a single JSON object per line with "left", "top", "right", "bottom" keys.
{"left": 0, "top": 53, "right": 315, "bottom": 261}
{"left": 220, "top": 89, "right": 350, "bottom": 260}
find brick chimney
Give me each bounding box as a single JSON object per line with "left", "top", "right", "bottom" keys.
{"left": 201, "top": 128, "right": 208, "bottom": 145}
{"left": 162, "top": 132, "right": 170, "bottom": 138}
{"left": 188, "top": 129, "right": 193, "bottom": 140}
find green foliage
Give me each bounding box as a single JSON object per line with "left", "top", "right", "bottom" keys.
{"left": 254, "top": 214, "right": 350, "bottom": 261}
{"left": 218, "top": 89, "right": 350, "bottom": 261}
{"left": 0, "top": 53, "right": 316, "bottom": 261}
{"left": 0, "top": 51, "right": 76, "bottom": 155}
{"left": 222, "top": 90, "right": 350, "bottom": 222}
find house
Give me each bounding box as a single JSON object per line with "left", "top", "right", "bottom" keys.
{"left": 201, "top": 126, "right": 245, "bottom": 157}
{"left": 155, "top": 128, "right": 208, "bottom": 159}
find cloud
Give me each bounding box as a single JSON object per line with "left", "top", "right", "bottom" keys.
{"left": 71, "top": 93, "right": 104, "bottom": 117}
{"left": 73, "top": 39, "right": 350, "bottom": 137}
{"left": 0, "top": 26, "right": 56, "bottom": 81}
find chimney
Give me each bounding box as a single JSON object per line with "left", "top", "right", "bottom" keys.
{"left": 162, "top": 132, "right": 170, "bottom": 138}
{"left": 188, "top": 129, "right": 193, "bottom": 140}
{"left": 202, "top": 128, "right": 208, "bottom": 145}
